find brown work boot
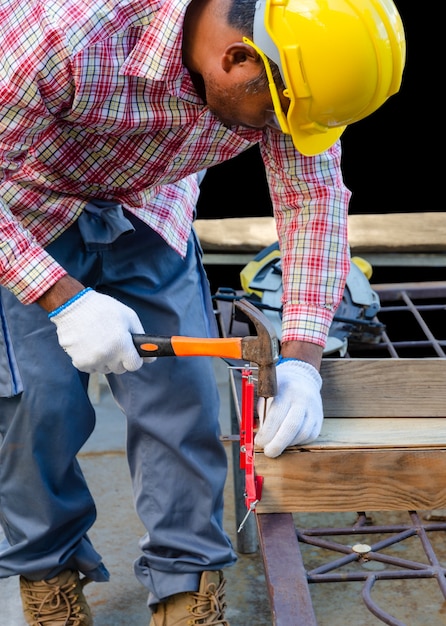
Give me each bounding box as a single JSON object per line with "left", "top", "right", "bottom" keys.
{"left": 19, "top": 569, "right": 93, "bottom": 626}
{"left": 149, "top": 570, "right": 229, "bottom": 625}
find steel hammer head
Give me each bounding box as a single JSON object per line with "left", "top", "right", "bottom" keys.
{"left": 235, "top": 299, "right": 279, "bottom": 398}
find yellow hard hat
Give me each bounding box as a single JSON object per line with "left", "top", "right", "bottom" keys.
{"left": 251, "top": 0, "right": 406, "bottom": 156}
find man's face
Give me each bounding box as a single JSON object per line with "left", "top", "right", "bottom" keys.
{"left": 203, "top": 68, "right": 287, "bottom": 132}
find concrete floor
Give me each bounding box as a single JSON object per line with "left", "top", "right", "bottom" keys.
{"left": 2, "top": 360, "right": 446, "bottom": 625}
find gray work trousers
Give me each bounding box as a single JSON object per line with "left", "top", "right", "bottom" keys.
{"left": 0, "top": 208, "right": 236, "bottom": 606}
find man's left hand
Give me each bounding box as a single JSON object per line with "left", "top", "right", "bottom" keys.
{"left": 255, "top": 359, "right": 323, "bottom": 458}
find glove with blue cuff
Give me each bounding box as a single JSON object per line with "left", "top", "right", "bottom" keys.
{"left": 255, "top": 358, "right": 323, "bottom": 458}
{"left": 49, "top": 288, "right": 154, "bottom": 374}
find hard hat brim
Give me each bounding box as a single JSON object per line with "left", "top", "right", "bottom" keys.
{"left": 287, "top": 122, "right": 346, "bottom": 157}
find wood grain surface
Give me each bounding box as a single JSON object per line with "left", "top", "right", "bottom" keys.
{"left": 254, "top": 358, "right": 446, "bottom": 513}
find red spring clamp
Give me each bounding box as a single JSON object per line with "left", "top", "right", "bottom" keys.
{"left": 239, "top": 367, "right": 263, "bottom": 517}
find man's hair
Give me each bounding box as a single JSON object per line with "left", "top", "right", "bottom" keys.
{"left": 227, "top": 0, "right": 256, "bottom": 37}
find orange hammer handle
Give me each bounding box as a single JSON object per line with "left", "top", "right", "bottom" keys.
{"left": 133, "top": 335, "right": 243, "bottom": 359}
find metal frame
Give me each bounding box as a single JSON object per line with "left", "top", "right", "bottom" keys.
{"left": 257, "top": 510, "right": 446, "bottom": 626}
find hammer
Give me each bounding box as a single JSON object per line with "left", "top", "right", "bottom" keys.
{"left": 132, "top": 299, "right": 279, "bottom": 398}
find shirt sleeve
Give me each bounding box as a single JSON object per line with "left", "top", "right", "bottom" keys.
{"left": 0, "top": 9, "right": 73, "bottom": 303}
{"left": 260, "top": 133, "right": 351, "bottom": 347}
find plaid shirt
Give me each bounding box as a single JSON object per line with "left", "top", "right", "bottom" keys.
{"left": 0, "top": 0, "right": 351, "bottom": 345}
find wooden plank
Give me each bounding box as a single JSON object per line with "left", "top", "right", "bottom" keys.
{"left": 320, "top": 359, "right": 446, "bottom": 417}
{"left": 310, "top": 417, "right": 446, "bottom": 449}
{"left": 196, "top": 213, "right": 446, "bottom": 255}
{"left": 194, "top": 216, "right": 276, "bottom": 252}
{"left": 348, "top": 212, "right": 446, "bottom": 253}
{"left": 255, "top": 448, "right": 446, "bottom": 513}
{"left": 254, "top": 359, "right": 446, "bottom": 513}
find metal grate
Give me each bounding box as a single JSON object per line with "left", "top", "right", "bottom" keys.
{"left": 346, "top": 281, "right": 446, "bottom": 359}
{"left": 294, "top": 511, "right": 446, "bottom": 626}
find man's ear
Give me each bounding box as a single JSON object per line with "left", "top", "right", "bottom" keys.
{"left": 221, "top": 42, "right": 259, "bottom": 72}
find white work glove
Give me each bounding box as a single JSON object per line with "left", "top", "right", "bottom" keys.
{"left": 255, "top": 359, "right": 323, "bottom": 458}
{"left": 49, "top": 288, "right": 154, "bottom": 374}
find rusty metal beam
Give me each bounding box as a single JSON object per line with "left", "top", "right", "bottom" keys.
{"left": 256, "top": 513, "right": 317, "bottom": 626}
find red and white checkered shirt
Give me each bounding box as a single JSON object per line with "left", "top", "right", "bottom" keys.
{"left": 0, "top": 0, "right": 351, "bottom": 345}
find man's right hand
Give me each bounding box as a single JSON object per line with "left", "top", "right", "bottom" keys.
{"left": 48, "top": 287, "right": 152, "bottom": 374}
